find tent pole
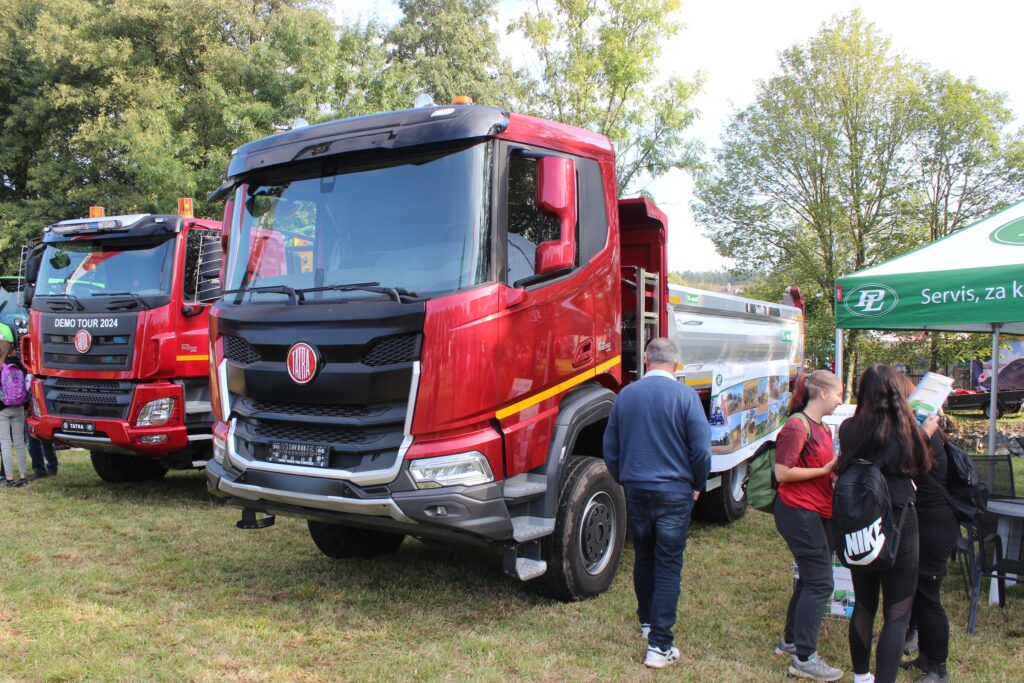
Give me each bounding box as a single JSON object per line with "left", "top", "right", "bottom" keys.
{"left": 988, "top": 324, "right": 1002, "bottom": 456}
{"left": 834, "top": 328, "right": 843, "bottom": 382}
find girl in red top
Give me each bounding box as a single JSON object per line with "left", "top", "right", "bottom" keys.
{"left": 773, "top": 370, "right": 843, "bottom": 681}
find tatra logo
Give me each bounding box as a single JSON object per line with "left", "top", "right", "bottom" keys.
{"left": 74, "top": 329, "right": 92, "bottom": 354}
{"left": 286, "top": 342, "right": 319, "bottom": 384}
{"left": 989, "top": 216, "right": 1024, "bottom": 245}
{"left": 843, "top": 517, "right": 886, "bottom": 566}
{"left": 844, "top": 283, "right": 898, "bottom": 318}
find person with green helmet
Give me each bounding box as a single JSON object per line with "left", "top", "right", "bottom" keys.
{"left": 0, "top": 322, "right": 30, "bottom": 487}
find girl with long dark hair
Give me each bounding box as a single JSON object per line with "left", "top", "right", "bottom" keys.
{"left": 773, "top": 370, "right": 844, "bottom": 681}
{"left": 895, "top": 374, "right": 956, "bottom": 683}
{"left": 837, "top": 365, "right": 937, "bottom": 683}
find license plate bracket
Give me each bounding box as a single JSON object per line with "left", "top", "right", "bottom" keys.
{"left": 267, "top": 441, "right": 330, "bottom": 468}
{"left": 61, "top": 419, "right": 96, "bottom": 435}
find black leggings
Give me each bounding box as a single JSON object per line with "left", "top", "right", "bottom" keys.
{"left": 849, "top": 506, "right": 919, "bottom": 683}
{"left": 912, "top": 505, "right": 957, "bottom": 664}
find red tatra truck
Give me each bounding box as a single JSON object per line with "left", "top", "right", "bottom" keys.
{"left": 21, "top": 201, "right": 223, "bottom": 482}
{"left": 204, "top": 101, "right": 804, "bottom": 600}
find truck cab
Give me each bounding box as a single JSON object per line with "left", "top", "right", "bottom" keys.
{"left": 204, "top": 103, "right": 803, "bottom": 600}
{"left": 22, "top": 205, "right": 223, "bottom": 482}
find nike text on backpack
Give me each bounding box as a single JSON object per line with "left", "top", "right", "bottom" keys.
{"left": 930, "top": 434, "right": 988, "bottom": 524}
{"left": 0, "top": 362, "right": 28, "bottom": 407}
{"left": 747, "top": 412, "right": 811, "bottom": 514}
{"left": 833, "top": 458, "right": 908, "bottom": 571}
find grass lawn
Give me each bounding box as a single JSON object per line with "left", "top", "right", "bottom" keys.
{"left": 1, "top": 451, "right": 1022, "bottom": 682}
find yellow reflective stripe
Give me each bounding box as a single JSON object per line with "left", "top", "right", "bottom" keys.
{"left": 176, "top": 354, "right": 209, "bottom": 362}
{"left": 495, "top": 355, "right": 621, "bottom": 421}
{"left": 684, "top": 377, "right": 711, "bottom": 387}
{"left": 669, "top": 295, "right": 681, "bottom": 304}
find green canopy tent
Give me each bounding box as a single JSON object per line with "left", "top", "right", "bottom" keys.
{"left": 835, "top": 199, "right": 1024, "bottom": 454}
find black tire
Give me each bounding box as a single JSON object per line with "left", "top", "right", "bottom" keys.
{"left": 535, "top": 456, "right": 626, "bottom": 601}
{"left": 90, "top": 451, "right": 138, "bottom": 483}
{"left": 130, "top": 457, "right": 169, "bottom": 481}
{"left": 694, "top": 461, "right": 749, "bottom": 523}
{"left": 307, "top": 520, "right": 405, "bottom": 559}
{"left": 90, "top": 452, "right": 168, "bottom": 482}
{"left": 1006, "top": 402, "right": 1021, "bottom": 414}
{"left": 983, "top": 400, "right": 1006, "bottom": 420}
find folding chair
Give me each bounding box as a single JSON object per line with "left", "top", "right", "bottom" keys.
{"left": 963, "top": 454, "right": 1016, "bottom": 633}
{"left": 971, "top": 454, "right": 1016, "bottom": 499}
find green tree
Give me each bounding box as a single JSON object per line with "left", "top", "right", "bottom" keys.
{"left": 693, "top": 12, "right": 933, "bottom": 392}
{"left": 912, "top": 71, "right": 1022, "bottom": 241}
{"left": 385, "top": 0, "right": 523, "bottom": 108}
{"left": 511, "top": 0, "right": 702, "bottom": 194}
{"left": 0, "top": 0, "right": 339, "bottom": 274}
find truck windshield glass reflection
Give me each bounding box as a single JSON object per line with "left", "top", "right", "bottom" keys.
{"left": 226, "top": 144, "right": 491, "bottom": 302}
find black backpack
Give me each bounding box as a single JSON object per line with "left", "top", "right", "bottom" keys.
{"left": 930, "top": 435, "right": 988, "bottom": 524}
{"left": 833, "top": 458, "right": 908, "bottom": 571}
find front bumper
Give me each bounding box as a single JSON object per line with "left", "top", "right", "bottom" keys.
{"left": 30, "top": 414, "right": 192, "bottom": 456}
{"left": 206, "top": 456, "right": 516, "bottom": 545}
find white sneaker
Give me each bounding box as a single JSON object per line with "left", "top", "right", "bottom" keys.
{"left": 640, "top": 623, "right": 651, "bottom": 640}
{"left": 644, "top": 645, "right": 680, "bottom": 669}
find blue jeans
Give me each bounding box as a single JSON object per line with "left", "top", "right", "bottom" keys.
{"left": 625, "top": 486, "right": 696, "bottom": 650}
{"left": 28, "top": 432, "right": 58, "bottom": 475}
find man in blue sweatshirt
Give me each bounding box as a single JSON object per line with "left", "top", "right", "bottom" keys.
{"left": 603, "top": 337, "right": 711, "bottom": 669}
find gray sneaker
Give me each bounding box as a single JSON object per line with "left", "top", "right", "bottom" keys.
{"left": 788, "top": 652, "right": 842, "bottom": 681}
{"left": 774, "top": 638, "right": 796, "bottom": 656}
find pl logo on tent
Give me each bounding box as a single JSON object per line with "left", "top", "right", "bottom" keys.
{"left": 989, "top": 216, "right": 1024, "bottom": 246}
{"left": 843, "top": 283, "right": 898, "bottom": 318}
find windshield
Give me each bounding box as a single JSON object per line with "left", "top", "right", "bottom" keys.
{"left": 225, "top": 143, "right": 491, "bottom": 303}
{"left": 0, "top": 282, "right": 27, "bottom": 334}
{"left": 34, "top": 237, "right": 175, "bottom": 301}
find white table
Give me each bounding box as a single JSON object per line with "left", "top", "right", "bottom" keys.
{"left": 987, "top": 498, "right": 1024, "bottom": 604}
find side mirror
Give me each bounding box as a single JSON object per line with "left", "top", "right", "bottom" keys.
{"left": 24, "top": 243, "right": 44, "bottom": 285}
{"left": 534, "top": 156, "right": 577, "bottom": 275}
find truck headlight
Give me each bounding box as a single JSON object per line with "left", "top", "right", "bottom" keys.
{"left": 30, "top": 393, "right": 42, "bottom": 418}
{"left": 212, "top": 434, "right": 226, "bottom": 465}
{"left": 136, "top": 397, "right": 175, "bottom": 427}
{"left": 408, "top": 451, "right": 493, "bottom": 489}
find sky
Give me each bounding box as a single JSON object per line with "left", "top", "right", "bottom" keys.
{"left": 335, "top": 0, "right": 1024, "bottom": 274}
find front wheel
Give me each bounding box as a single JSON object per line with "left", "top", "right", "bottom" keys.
{"left": 90, "top": 452, "right": 167, "bottom": 482}
{"left": 90, "top": 451, "right": 136, "bottom": 483}
{"left": 535, "top": 456, "right": 626, "bottom": 601}
{"left": 982, "top": 400, "right": 1006, "bottom": 420}
{"left": 307, "top": 520, "right": 405, "bottom": 559}
{"left": 694, "top": 461, "right": 749, "bottom": 523}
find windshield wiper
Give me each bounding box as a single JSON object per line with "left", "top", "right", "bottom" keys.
{"left": 294, "top": 282, "right": 420, "bottom": 304}
{"left": 221, "top": 284, "right": 301, "bottom": 306}
{"left": 36, "top": 293, "right": 84, "bottom": 311}
{"left": 91, "top": 292, "right": 152, "bottom": 310}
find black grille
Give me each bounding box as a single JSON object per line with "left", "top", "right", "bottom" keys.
{"left": 43, "top": 377, "right": 134, "bottom": 420}
{"left": 54, "top": 378, "right": 121, "bottom": 391}
{"left": 223, "top": 335, "right": 261, "bottom": 364}
{"left": 251, "top": 422, "right": 370, "bottom": 444}
{"left": 249, "top": 400, "right": 373, "bottom": 418}
{"left": 54, "top": 392, "right": 118, "bottom": 405}
{"left": 362, "top": 334, "right": 418, "bottom": 367}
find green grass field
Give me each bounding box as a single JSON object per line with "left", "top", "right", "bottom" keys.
{"left": 1, "top": 451, "right": 1022, "bottom": 682}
